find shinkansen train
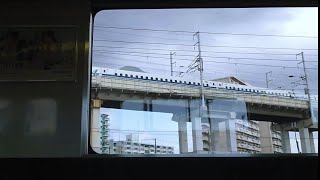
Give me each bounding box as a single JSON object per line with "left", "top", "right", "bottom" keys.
{"left": 93, "top": 67, "right": 296, "bottom": 98}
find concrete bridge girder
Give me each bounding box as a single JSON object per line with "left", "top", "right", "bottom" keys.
{"left": 94, "top": 90, "right": 310, "bottom": 125}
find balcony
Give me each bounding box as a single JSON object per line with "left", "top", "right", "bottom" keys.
{"left": 274, "top": 147, "right": 283, "bottom": 153}
{"left": 237, "top": 143, "right": 249, "bottom": 149}
{"left": 248, "top": 123, "right": 259, "bottom": 131}
{"left": 237, "top": 120, "right": 259, "bottom": 130}
{"left": 272, "top": 133, "right": 281, "bottom": 139}
{"left": 202, "top": 136, "right": 209, "bottom": 142}
{"left": 203, "top": 143, "right": 210, "bottom": 150}
{"left": 202, "top": 129, "right": 210, "bottom": 135}
{"left": 273, "top": 140, "right": 282, "bottom": 146}
{"left": 254, "top": 147, "right": 262, "bottom": 152}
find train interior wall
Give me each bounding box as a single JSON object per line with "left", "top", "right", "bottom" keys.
{"left": 0, "top": 0, "right": 90, "bottom": 157}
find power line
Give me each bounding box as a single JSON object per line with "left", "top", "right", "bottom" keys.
{"left": 94, "top": 54, "right": 310, "bottom": 79}
{"left": 94, "top": 28, "right": 192, "bottom": 42}
{"left": 95, "top": 58, "right": 299, "bottom": 80}
{"left": 94, "top": 61, "right": 181, "bottom": 74}
{"left": 205, "top": 60, "right": 318, "bottom": 70}
{"left": 94, "top": 25, "right": 318, "bottom": 39}
{"left": 95, "top": 51, "right": 318, "bottom": 69}
{"left": 95, "top": 52, "right": 170, "bottom": 67}
{"left": 94, "top": 39, "right": 318, "bottom": 51}
{"left": 94, "top": 49, "right": 318, "bottom": 62}
{"left": 94, "top": 45, "right": 319, "bottom": 56}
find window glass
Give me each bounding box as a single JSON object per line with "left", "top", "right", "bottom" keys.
{"left": 91, "top": 8, "right": 318, "bottom": 155}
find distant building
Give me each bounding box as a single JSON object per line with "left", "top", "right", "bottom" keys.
{"left": 211, "top": 76, "right": 251, "bottom": 86}
{"left": 91, "top": 113, "right": 111, "bottom": 154}
{"left": 202, "top": 123, "right": 210, "bottom": 151}
{"left": 119, "top": 66, "right": 146, "bottom": 73}
{"left": 110, "top": 134, "right": 174, "bottom": 155}
{"left": 204, "top": 76, "right": 282, "bottom": 154}
{"left": 100, "top": 114, "right": 111, "bottom": 153}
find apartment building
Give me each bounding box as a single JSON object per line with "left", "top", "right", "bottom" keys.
{"left": 203, "top": 76, "right": 283, "bottom": 154}
{"left": 111, "top": 134, "right": 174, "bottom": 154}
{"left": 201, "top": 120, "right": 262, "bottom": 154}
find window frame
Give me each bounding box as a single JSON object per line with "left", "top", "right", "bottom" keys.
{"left": 88, "top": 1, "right": 318, "bottom": 158}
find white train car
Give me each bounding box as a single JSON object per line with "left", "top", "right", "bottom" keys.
{"left": 92, "top": 66, "right": 296, "bottom": 99}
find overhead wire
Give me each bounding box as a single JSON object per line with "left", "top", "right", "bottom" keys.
{"left": 94, "top": 49, "right": 318, "bottom": 62}
{"left": 94, "top": 39, "right": 318, "bottom": 51}
{"left": 94, "top": 52, "right": 316, "bottom": 82}
{"left": 95, "top": 50, "right": 318, "bottom": 70}
{"left": 93, "top": 45, "right": 319, "bottom": 57}
{"left": 94, "top": 25, "right": 318, "bottom": 39}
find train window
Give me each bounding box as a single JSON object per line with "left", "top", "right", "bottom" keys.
{"left": 115, "top": 73, "right": 117, "bottom": 76}
{"left": 91, "top": 8, "right": 318, "bottom": 156}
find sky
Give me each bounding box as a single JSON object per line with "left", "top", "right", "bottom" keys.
{"left": 93, "top": 7, "right": 318, "bottom": 95}
{"left": 93, "top": 8, "right": 318, "bottom": 154}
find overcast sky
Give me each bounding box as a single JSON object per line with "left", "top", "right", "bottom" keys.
{"left": 93, "top": 7, "right": 318, "bottom": 95}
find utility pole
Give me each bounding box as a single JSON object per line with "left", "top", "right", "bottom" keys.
{"left": 154, "top": 138, "right": 157, "bottom": 154}
{"left": 170, "top": 52, "right": 176, "bottom": 76}
{"left": 143, "top": 138, "right": 157, "bottom": 154}
{"left": 297, "top": 52, "right": 312, "bottom": 116}
{"left": 265, "top": 71, "right": 272, "bottom": 88}
{"left": 193, "top": 31, "right": 207, "bottom": 111}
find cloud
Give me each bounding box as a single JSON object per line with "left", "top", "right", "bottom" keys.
{"left": 93, "top": 8, "right": 318, "bottom": 95}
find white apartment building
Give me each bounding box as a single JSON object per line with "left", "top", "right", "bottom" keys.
{"left": 201, "top": 120, "right": 262, "bottom": 154}
{"left": 111, "top": 134, "right": 174, "bottom": 154}
{"left": 204, "top": 76, "right": 283, "bottom": 154}
{"left": 235, "top": 119, "right": 262, "bottom": 153}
